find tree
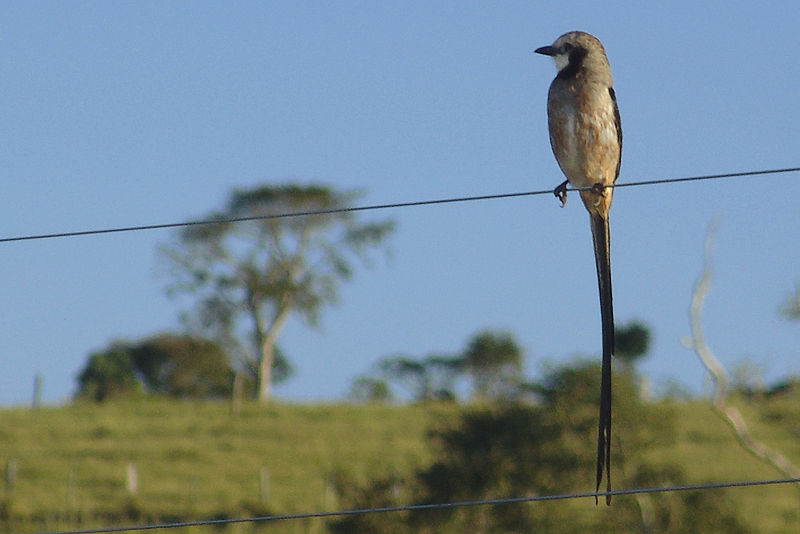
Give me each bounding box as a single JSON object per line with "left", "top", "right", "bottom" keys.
{"left": 76, "top": 333, "right": 241, "bottom": 401}
{"left": 348, "top": 376, "right": 393, "bottom": 403}
{"left": 162, "top": 184, "right": 394, "bottom": 402}
{"left": 76, "top": 344, "right": 141, "bottom": 402}
{"left": 614, "top": 320, "right": 652, "bottom": 369}
{"left": 779, "top": 284, "right": 800, "bottom": 320}
{"left": 368, "top": 331, "right": 526, "bottom": 404}
{"left": 377, "top": 354, "right": 460, "bottom": 402}
{"left": 459, "top": 330, "right": 523, "bottom": 401}
{"left": 128, "top": 333, "right": 236, "bottom": 398}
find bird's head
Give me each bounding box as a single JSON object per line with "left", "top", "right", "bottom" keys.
{"left": 535, "top": 31, "right": 610, "bottom": 77}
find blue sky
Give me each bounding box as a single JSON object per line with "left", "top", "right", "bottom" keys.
{"left": 1, "top": 2, "right": 798, "bottom": 405}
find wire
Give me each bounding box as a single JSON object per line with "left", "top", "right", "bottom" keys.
{"left": 610, "top": 166, "right": 800, "bottom": 189}
{"left": 36, "top": 477, "right": 800, "bottom": 534}
{"left": 1, "top": 166, "right": 798, "bottom": 245}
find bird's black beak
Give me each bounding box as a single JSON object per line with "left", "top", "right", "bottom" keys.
{"left": 534, "top": 45, "right": 556, "bottom": 56}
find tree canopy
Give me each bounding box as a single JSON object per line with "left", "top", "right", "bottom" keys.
{"left": 358, "top": 330, "right": 525, "bottom": 403}
{"left": 460, "top": 330, "right": 523, "bottom": 401}
{"left": 76, "top": 345, "right": 141, "bottom": 402}
{"left": 614, "top": 320, "right": 652, "bottom": 367}
{"left": 75, "top": 333, "right": 237, "bottom": 401}
{"left": 127, "top": 333, "right": 236, "bottom": 398}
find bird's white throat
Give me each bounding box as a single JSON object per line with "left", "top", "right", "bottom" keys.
{"left": 554, "top": 53, "right": 570, "bottom": 72}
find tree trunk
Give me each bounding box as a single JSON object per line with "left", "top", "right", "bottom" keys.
{"left": 258, "top": 341, "right": 274, "bottom": 403}
{"left": 256, "top": 303, "right": 292, "bottom": 404}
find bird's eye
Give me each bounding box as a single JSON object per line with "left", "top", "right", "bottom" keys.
{"left": 561, "top": 43, "right": 574, "bottom": 53}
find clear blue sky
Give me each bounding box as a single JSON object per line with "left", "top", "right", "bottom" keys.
{"left": 1, "top": 2, "right": 798, "bottom": 405}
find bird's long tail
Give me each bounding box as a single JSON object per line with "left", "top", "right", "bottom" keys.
{"left": 590, "top": 212, "right": 614, "bottom": 505}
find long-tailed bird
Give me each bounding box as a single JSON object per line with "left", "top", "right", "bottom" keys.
{"left": 535, "top": 31, "right": 622, "bottom": 505}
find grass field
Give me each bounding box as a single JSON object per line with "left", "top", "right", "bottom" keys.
{"left": 0, "top": 395, "right": 798, "bottom": 533}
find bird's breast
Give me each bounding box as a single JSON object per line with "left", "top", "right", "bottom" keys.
{"left": 547, "top": 85, "right": 620, "bottom": 190}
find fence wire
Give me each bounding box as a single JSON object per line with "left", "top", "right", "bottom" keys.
{"left": 35, "top": 477, "right": 800, "bottom": 534}
{"left": 2, "top": 166, "right": 798, "bottom": 244}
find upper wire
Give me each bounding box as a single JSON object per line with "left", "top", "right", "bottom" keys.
{"left": 1, "top": 166, "right": 797, "bottom": 244}
{"left": 35, "top": 476, "right": 800, "bottom": 534}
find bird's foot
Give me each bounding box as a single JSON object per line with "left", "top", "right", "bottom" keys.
{"left": 591, "top": 182, "right": 607, "bottom": 196}
{"left": 554, "top": 181, "right": 568, "bottom": 207}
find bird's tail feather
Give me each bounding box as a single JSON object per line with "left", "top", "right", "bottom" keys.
{"left": 590, "top": 212, "right": 614, "bottom": 505}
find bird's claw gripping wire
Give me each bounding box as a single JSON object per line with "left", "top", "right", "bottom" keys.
{"left": 554, "top": 180, "right": 569, "bottom": 207}
{"left": 591, "top": 182, "right": 607, "bottom": 196}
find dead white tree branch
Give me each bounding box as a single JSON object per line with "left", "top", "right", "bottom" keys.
{"left": 684, "top": 221, "right": 800, "bottom": 483}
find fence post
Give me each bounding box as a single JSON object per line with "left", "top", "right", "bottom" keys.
{"left": 259, "top": 467, "right": 269, "bottom": 507}
{"left": 324, "top": 474, "right": 336, "bottom": 509}
{"left": 126, "top": 463, "right": 138, "bottom": 495}
{"left": 32, "top": 374, "right": 43, "bottom": 410}
{"left": 5, "top": 460, "right": 17, "bottom": 495}
{"left": 67, "top": 469, "right": 77, "bottom": 521}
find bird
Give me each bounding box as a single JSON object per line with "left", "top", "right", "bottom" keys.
{"left": 535, "top": 31, "right": 622, "bottom": 505}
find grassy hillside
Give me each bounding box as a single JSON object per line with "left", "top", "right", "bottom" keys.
{"left": 0, "top": 395, "right": 798, "bottom": 533}
{"left": 641, "top": 396, "right": 800, "bottom": 533}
